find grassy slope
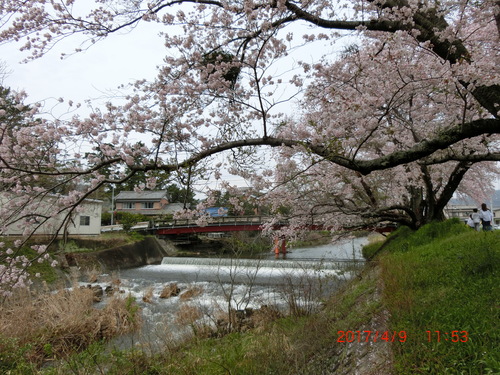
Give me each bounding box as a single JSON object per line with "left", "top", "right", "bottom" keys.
{"left": 378, "top": 220, "right": 500, "bottom": 374}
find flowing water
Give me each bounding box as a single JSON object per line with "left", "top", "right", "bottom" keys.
{"left": 94, "top": 237, "right": 368, "bottom": 349}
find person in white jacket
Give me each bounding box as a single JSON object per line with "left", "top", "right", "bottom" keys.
{"left": 479, "top": 203, "right": 494, "bottom": 231}
{"left": 466, "top": 215, "right": 475, "bottom": 229}
{"left": 471, "top": 208, "right": 481, "bottom": 231}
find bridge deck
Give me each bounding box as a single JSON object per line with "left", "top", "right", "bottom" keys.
{"left": 154, "top": 216, "right": 280, "bottom": 235}
{"left": 152, "top": 216, "right": 395, "bottom": 235}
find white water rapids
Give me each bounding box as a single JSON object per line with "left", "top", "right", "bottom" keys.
{"left": 89, "top": 237, "right": 369, "bottom": 349}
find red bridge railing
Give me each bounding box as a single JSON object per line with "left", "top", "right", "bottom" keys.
{"left": 151, "top": 216, "right": 396, "bottom": 236}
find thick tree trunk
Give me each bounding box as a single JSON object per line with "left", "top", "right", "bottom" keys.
{"left": 409, "top": 162, "right": 472, "bottom": 228}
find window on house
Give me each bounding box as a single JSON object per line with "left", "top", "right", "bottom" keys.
{"left": 80, "top": 216, "right": 90, "bottom": 226}
{"left": 123, "top": 202, "right": 134, "bottom": 209}
{"left": 142, "top": 202, "right": 154, "bottom": 209}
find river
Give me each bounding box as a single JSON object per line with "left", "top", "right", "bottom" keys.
{"left": 97, "top": 236, "right": 369, "bottom": 349}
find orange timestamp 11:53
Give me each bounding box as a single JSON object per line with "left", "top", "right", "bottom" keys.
{"left": 337, "top": 330, "right": 469, "bottom": 343}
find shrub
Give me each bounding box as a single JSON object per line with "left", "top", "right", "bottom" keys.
{"left": 115, "top": 212, "right": 148, "bottom": 231}
{"left": 101, "top": 211, "right": 112, "bottom": 226}
{"left": 0, "top": 287, "right": 142, "bottom": 368}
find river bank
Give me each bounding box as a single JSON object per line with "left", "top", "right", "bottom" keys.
{"left": 3, "top": 221, "right": 495, "bottom": 374}
{"left": 0, "top": 232, "right": 389, "bottom": 373}
{"left": 61, "top": 230, "right": 373, "bottom": 273}
{"left": 68, "top": 236, "right": 370, "bottom": 347}
{"left": 63, "top": 236, "right": 174, "bottom": 271}
{"left": 63, "top": 221, "right": 499, "bottom": 374}
{"left": 60, "top": 232, "right": 272, "bottom": 272}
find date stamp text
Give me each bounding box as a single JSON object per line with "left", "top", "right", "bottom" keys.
{"left": 337, "top": 330, "right": 469, "bottom": 343}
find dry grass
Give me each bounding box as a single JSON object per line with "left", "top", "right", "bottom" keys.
{"left": 159, "top": 283, "right": 180, "bottom": 299}
{"left": 175, "top": 304, "right": 204, "bottom": 326}
{"left": 0, "top": 286, "right": 141, "bottom": 366}
{"left": 142, "top": 286, "right": 154, "bottom": 303}
{"left": 85, "top": 266, "right": 101, "bottom": 283}
{"left": 179, "top": 285, "right": 204, "bottom": 300}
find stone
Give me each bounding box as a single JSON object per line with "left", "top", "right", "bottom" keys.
{"left": 159, "top": 283, "right": 180, "bottom": 299}
{"left": 82, "top": 284, "right": 104, "bottom": 302}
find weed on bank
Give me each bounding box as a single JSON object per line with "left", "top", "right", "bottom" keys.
{"left": 0, "top": 288, "right": 141, "bottom": 373}
{"left": 379, "top": 219, "right": 500, "bottom": 374}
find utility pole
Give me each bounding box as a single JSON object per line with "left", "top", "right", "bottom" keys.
{"left": 111, "top": 185, "right": 115, "bottom": 225}
{"left": 492, "top": 195, "right": 495, "bottom": 227}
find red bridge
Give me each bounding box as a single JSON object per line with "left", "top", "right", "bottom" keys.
{"left": 152, "top": 216, "right": 395, "bottom": 236}
{"left": 153, "top": 216, "right": 278, "bottom": 235}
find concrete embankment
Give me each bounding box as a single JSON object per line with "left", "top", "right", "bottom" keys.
{"left": 64, "top": 237, "right": 177, "bottom": 271}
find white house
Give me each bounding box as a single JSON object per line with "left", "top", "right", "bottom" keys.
{"left": 0, "top": 193, "right": 102, "bottom": 236}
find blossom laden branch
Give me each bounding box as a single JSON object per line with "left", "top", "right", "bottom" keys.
{"left": 0, "top": 0, "right": 499, "bottom": 295}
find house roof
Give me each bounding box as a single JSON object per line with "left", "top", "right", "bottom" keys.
{"left": 0, "top": 192, "right": 103, "bottom": 205}
{"left": 115, "top": 190, "right": 170, "bottom": 201}
{"left": 116, "top": 203, "right": 184, "bottom": 216}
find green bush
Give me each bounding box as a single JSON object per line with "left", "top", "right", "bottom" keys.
{"left": 0, "top": 337, "right": 35, "bottom": 373}
{"left": 115, "top": 212, "right": 148, "bottom": 231}
{"left": 101, "top": 211, "right": 112, "bottom": 226}
{"left": 361, "top": 241, "right": 382, "bottom": 259}
{"left": 102, "top": 212, "right": 149, "bottom": 229}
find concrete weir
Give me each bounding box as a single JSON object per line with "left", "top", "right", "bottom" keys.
{"left": 161, "top": 256, "right": 364, "bottom": 270}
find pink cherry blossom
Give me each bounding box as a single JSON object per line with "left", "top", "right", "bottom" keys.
{"left": 0, "top": 0, "right": 499, "bottom": 294}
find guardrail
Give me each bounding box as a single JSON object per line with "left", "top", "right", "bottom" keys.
{"left": 153, "top": 216, "right": 280, "bottom": 228}
{"left": 150, "top": 216, "right": 396, "bottom": 235}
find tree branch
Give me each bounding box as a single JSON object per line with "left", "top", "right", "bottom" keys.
{"left": 121, "top": 117, "right": 499, "bottom": 177}
{"left": 284, "top": 0, "right": 499, "bottom": 118}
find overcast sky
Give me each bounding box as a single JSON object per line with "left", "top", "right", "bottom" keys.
{"left": 2, "top": 21, "right": 165, "bottom": 111}
{"left": 1, "top": 19, "right": 336, "bottom": 194}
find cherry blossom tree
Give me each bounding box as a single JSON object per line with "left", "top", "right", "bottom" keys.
{"left": 0, "top": 0, "right": 499, "bottom": 293}
{"left": 259, "top": 32, "right": 499, "bottom": 230}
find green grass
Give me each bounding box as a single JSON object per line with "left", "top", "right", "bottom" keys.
{"left": 59, "top": 231, "right": 145, "bottom": 253}
{"left": 378, "top": 219, "right": 500, "bottom": 374}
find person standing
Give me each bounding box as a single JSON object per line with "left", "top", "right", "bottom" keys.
{"left": 466, "top": 214, "right": 475, "bottom": 229}
{"left": 479, "top": 203, "right": 494, "bottom": 231}
{"left": 471, "top": 208, "right": 481, "bottom": 231}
